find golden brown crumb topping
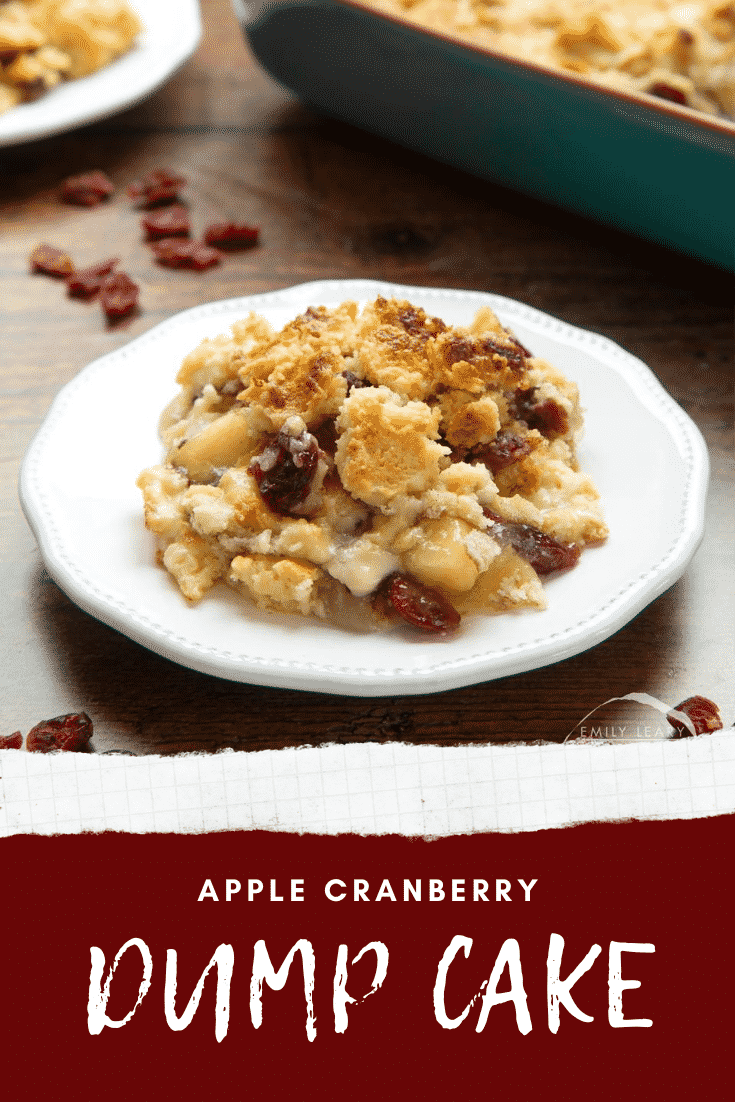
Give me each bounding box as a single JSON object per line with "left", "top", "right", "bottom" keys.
{"left": 363, "top": 0, "right": 735, "bottom": 118}
{"left": 138, "top": 297, "right": 607, "bottom": 635}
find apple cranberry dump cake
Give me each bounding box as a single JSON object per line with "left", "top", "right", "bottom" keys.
{"left": 137, "top": 298, "right": 607, "bottom": 635}
{"left": 365, "top": 0, "right": 734, "bottom": 118}
{"left": 0, "top": 0, "right": 141, "bottom": 115}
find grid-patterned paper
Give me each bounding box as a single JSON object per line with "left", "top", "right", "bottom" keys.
{"left": 2, "top": 733, "right": 734, "bottom": 836}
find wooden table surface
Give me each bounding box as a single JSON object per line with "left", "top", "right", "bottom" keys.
{"left": 1, "top": 0, "right": 732, "bottom": 754}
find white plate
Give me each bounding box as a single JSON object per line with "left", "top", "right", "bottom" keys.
{"left": 19, "top": 280, "right": 709, "bottom": 696}
{"left": 0, "top": 0, "right": 201, "bottom": 147}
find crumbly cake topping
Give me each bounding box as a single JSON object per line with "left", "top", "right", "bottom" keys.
{"left": 0, "top": 0, "right": 141, "bottom": 115}
{"left": 138, "top": 297, "right": 608, "bottom": 635}
{"left": 363, "top": 0, "right": 735, "bottom": 119}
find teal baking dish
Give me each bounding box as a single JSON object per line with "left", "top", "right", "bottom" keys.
{"left": 234, "top": 0, "right": 735, "bottom": 270}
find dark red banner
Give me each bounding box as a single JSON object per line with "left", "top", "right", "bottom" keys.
{"left": 3, "top": 817, "right": 732, "bottom": 1099}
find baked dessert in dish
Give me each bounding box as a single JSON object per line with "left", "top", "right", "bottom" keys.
{"left": 364, "top": 0, "right": 735, "bottom": 117}
{"left": 137, "top": 297, "right": 608, "bottom": 635}
{"left": 0, "top": 0, "right": 141, "bottom": 115}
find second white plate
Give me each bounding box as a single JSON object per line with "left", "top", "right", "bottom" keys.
{"left": 0, "top": 0, "right": 201, "bottom": 147}
{"left": 19, "top": 280, "right": 709, "bottom": 696}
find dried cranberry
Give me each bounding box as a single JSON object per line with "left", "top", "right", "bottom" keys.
{"left": 142, "top": 204, "right": 191, "bottom": 240}
{"left": 26, "top": 713, "right": 93, "bottom": 753}
{"left": 484, "top": 510, "right": 580, "bottom": 574}
{"left": 649, "top": 82, "right": 688, "bottom": 106}
{"left": 18, "top": 78, "right": 45, "bottom": 103}
{"left": 343, "top": 370, "right": 369, "bottom": 393}
{"left": 127, "top": 168, "right": 186, "bottom": 208}
{"left": 66, "top": 258, "right": 119, "bottom": 298}
{"left": 250, "top": 428, "right": 320, "bottom": 514}
{"left": 0, "top": 732, "right": 23, "bottom": 750}
{"left": 668, "top": 696, "right": 723, "bottom": 737}
{"left": 61, "top": 170, "right": 114, "bottom": 206}
{"left": 471, "top": 431, "right": 532, "bottom": 474}
{"left": 99, "top": 271, "right": 139, "bottom": 320}
{"left": 203, "top": 221, "right": 259, "bottom": 248}
{"left": 445, "top": 334, "right": 526, "bottom": 372}
{"left": 530, "top": 399, "right": 568, "bottom": 435}
{"left": 150, "top": 238, "right": 221, "bottom": 270}
{"left": 510, "top": 388, "right": 568, "bottom": 436}
{"left": 374, "top": 574, "right": 460, "bottom": 635}
{"left": 508, "top": 333, "right": 532, "bottom": 358}
{"left": 312, "top": 418, "right": 339, "bottom": 455}
{"left": 394, "top": 303, "right": 447, "bottom": 340}
{"left": 30, "top": 243, "right": 74, "bottom": 277}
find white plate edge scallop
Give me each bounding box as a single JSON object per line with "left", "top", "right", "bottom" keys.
{"left": 19, "top": 279, "right": 710, "bottom": 696}
{"left": 0, "top": 0, "right": 202, "bottom": 147}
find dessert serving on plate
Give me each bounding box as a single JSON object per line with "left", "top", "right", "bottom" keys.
{"left": 19, "top": 278, "right": 705, "bottom": 690}
{"left": 137, "top": 296, "right": 608, "bottom": 636}
{"left": 0, "top": 0, "right": 141, "bottom": 114}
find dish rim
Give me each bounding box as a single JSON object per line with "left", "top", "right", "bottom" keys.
{"left": 237, "top": 0, "right": 735, "bottom": 141}
{"left": 19, "top": 278, "right": 710, "bottom": 696}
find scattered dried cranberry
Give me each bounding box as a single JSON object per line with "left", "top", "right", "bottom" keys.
{"left": 668, "top": 696, "right": 723, "bottom": 737}
{"left": 26, "top": 712, "right": 93, "bottom": 753}
{"left": 66, "top": 258, "right": 119, "bottom": 298}
{"left": 250, "top": 428, "right": 320, "bottom": 514}
{"left": 471, "top": 430, "right": 532, "bottom": 474}
{"left": 127, "top": 168, "right": 186, "bottom": 208}
{"left": 0, "top": 732, "right": 23, "bottom": 750}
{"left": 485, "top": 510, "right": 580, "bottom": 574}
{"left": 203, "top": 221, "right": 260, "bottom": 248}
{"left": 649, "top": 82, "right": 688, "bottom": 106}
{"left": 61, "top": 170, "right": 114, "bottom": 207}
{"left": 99, "top": 271, "right": 139, "bottom": 320}
{"left": 141, "top": 203, "right": 191, "bottom": 240}
{"left": 530, "top": 399, "right": 567, "bottom": 435}
{"left": 150, "top": 238, "right": 222, "bottom": 270}
{"left": 30, "top": 243, "right": 74, "bottom": 277}
{"left": 510, "top": 387, "right": 568, "bottom": 436}
{"left": 375, "top": 574, "right": 460, "bottom": 634}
